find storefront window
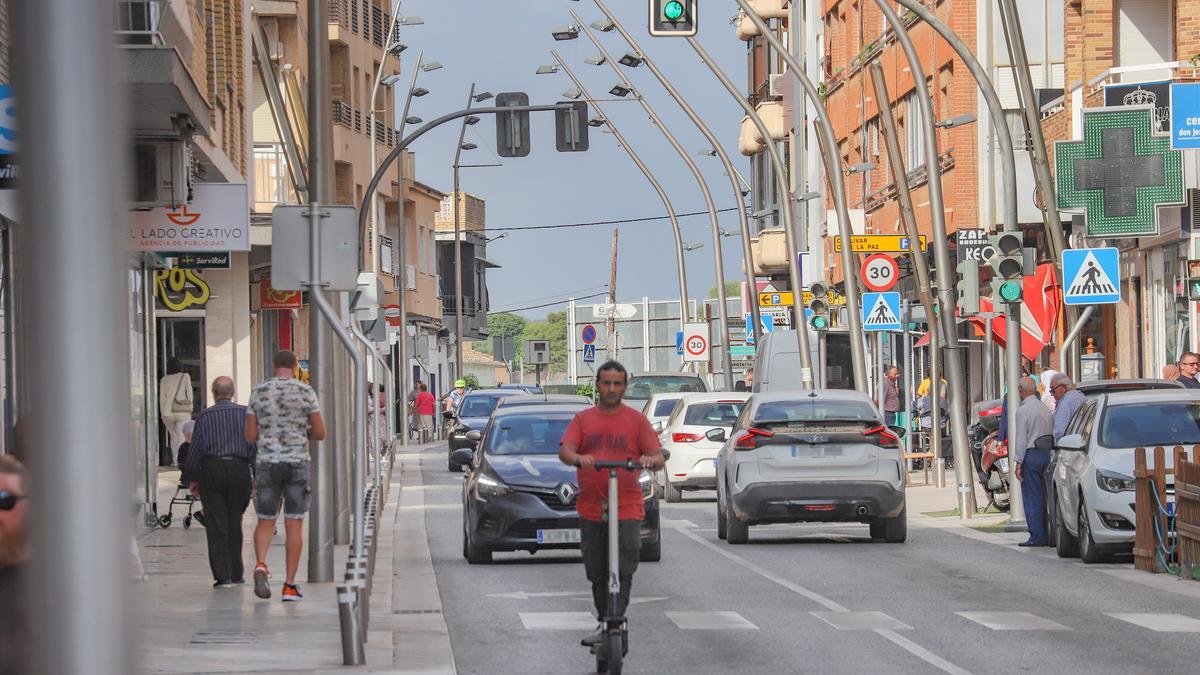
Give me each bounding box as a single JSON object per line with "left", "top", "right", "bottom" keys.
{"left": 1165, "top": 244, "right": 1190, "bottom": 366}
{"left": 129, "top": 265, "right": 152, "bottom": 519}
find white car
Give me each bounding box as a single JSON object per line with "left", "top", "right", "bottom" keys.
{"left": 1053, "top": 389, "right": 1200, "bottom": 563}
{"left": 642, "top": 393, "right": 685, "bottom": 430}
{"left": 657, "top": 392, "right": 751, "bottom": 502}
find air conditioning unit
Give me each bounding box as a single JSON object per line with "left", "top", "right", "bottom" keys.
{"left": 130, "top": 140, "right": 190, "bottom": 209}
{"left": 768, "top": 74, "right": 785, "bottom": 98}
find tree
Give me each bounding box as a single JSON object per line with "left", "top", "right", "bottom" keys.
{"left": 708, "top": 281, "right": 741, "bottom": 299}
{"left": 481, "top": 312, "right": 526, "bottom": 357}
{"left": 520, "top": 310, "right": 569, "bottom": 375}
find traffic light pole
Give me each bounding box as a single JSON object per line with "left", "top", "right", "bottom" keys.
{"left": 736, "top": 1, "right": 868, "bottom": 393}
{"left": 581, "top": 7, "right": 733, "bottom": 389}
{"left": 688, "top": 37, "right": 813, "bottom": 388}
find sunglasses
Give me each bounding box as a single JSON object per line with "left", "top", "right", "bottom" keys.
{"left": 0, "top": 491, "right": 25, "bottom": 511}
{"left": 1183, "top": 362, "right": 1200, "bottom": 367}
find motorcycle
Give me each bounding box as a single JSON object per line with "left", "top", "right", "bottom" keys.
{"left": 969, "top": 399, "right": 1009, "bottom": 511}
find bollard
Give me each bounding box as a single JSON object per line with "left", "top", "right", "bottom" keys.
{"left": 337, "top": 585, "right": 365, "bottom": 665}
{"left": 348, "top": 557, "right": 369, "bottom": 638}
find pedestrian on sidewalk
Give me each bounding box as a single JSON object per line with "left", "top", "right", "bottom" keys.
{"left": 159, "top": 358, "right": 194, "bottom": 466}
{"left": 414, "top": 382, "right": 436, "bottom": 444}
{"left": 880, "top": 365, "right": 901, "bottom": 426}
{"left": 245, "top": 350, "right": 326, "bottom": 601}
{"left": 1178, "top": 352, "right": 1200, "bottom": 389}
{"left": 186, "top": 376, "right": 255, "bottom": 588}
{"left": 0, "top": 455, "right": 30, "bottom": 675}
{"left": 1013, "top": 376, "right": 1053, "bottom": 547}
{"left": 1049, "top": 373, "right": 1085, "bottom": 441}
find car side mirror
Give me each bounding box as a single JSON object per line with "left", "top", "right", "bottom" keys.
{"left": 705, "top": 428, "right": 727, "bottom": 443}
{"left": 449, "top": 448, "right": 474, "bottom": 467}
{"left": 1056, "top": 433, "right": 1086, "bottom": 452}
{"left": 465, "top": 430, "right": 482, "bottom": 443}
{"left": 888, "top": 425, "right": 907, "bottom": 439}
{"left": 652, "top": 421, "right": 664, "bottom": 433}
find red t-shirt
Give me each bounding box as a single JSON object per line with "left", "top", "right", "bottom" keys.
{"left": 561, "top": 405, "right": 661, "bottom": 522}
{"left": 414, "top": 391, "right": 436, "bottom": 415}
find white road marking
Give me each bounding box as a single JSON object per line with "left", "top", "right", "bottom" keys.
{"left": 811, "top": 611, "right": 912, "bottom": 631}
{"left": 488, "top": 591, "right": 592, "bottom": 600}
{"left": 665, "top": 611, "right": 758, "bottom": 630}
{"left": 660, "top": 518, "right": 699, "bottom": 529}
{"left": 519, "top": 612, "right": 598, "bottom": 630}
{"left": 670, "top": 525, "right": 972, "bottom": 675}
{"left": 956, "top": 612, "right": 1069, "bottom": 630}
{"left": 1106, "top": 613, "right": 1200, "bottom": 632}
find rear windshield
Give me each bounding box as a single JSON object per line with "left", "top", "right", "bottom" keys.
{"left": 1099, "top": 402, "right": 1200, "bottom": 448}
{"left": 460, "top": 396, "right": 501, "bottom": 418}
{"left": 652, "top": 399, "right": 679, "bottom": 417}
{"left": 486, "top": 415, "right": 574, "bottom": 455}
{"left": 684, "top": 402, "right": 746, "bottom": 428}
{"left": 753, "top": 399, "right": 878, "bottom": 426}
{"left": 627, "top": 376, "right": 706, "bottom": 399}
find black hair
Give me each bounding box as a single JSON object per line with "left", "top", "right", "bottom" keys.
{"left": 166, "top": 357, "right": 182, "bottom": 375}
{"left": 595, "top": 360, "right": 628, "bottom": 385}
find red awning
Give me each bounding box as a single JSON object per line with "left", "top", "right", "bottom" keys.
{"left": 967, "top": 263, "right": 1062, "bottom": 361}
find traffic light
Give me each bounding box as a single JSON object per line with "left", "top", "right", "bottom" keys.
{"left": 495, "top": 92, "right": 531, "bottom": 158}
{"left": 808, "top": 280, "right": 830, "bottom": 331}
{"left": 955, "top": 259, "right": 980, "bottom": 315}
{"left": 989, "top": 231, "right": 1024, "bottom": 304}
{"left": 554, "top": 100, "right": 589, "bottom": 152}
{"left": 649, "top": 0, "right": 697, "bottom": 36}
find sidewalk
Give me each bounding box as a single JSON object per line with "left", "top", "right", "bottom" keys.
{"left": 135, "top": 442, "right": 456, "bottom": 674}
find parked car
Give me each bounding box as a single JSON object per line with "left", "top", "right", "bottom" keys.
{"left": 657, "top": 392, "right": 750, "bottom": 502}
{"left": 446, "top": 389, "right": 528, "bottom": 471}
{"left": 498, "top": 383, "right": 544, "bottom": 395}
{"left": 712, "top": 390, "right": 906, "bottom": 544}
{"left": 642, "top": 393, "right": 685, "bottom": 430}
{"left": 453, "top": 404, "right": 661, "bottom": 564}
{"left": 494, "top": 393, "right": 592, "bottom": 409}
{"left": 624, "top": 372, "right": 708, "bottom": 411}
{"left": 751, "top": 328, "right": 857, "bottom": 392}
{"left": 1052, "top": 388, "right": 1200, "bottom": 563}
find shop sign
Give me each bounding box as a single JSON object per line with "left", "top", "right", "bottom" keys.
{"left": 260, "top": 276, "right": 301, "bottom": 310}
{"left": 129, "top": 183, "right": 250, "bottom": 252}
{"left": 0, "top": 85, "right": 15, "bottom": 188}
{"left": 168, "top": 251, "right": 230, "bottom": 269}
{"left": 154, "top": 268, "right": 210, "bottom": 312}
{"left": 1170, "top": 83, "right": 1200, "bottom": 150}
{"left": 1104, "top": 81, "right": 1171, "bottom": 133}
{"left": 1055, "top": 107, "right": 1185, "bottom": 238}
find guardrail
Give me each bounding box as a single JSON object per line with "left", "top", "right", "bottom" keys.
{"left": 1134, "top": 446, "right": 1200, "bottom": 578}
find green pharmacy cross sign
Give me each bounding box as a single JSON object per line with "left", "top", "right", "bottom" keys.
{"left": 1055, "top": 106, "right": 1184, "bottom": 238}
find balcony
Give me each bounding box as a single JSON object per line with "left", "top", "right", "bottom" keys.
{"left": 332, "top": 100, "right": 353, "bottom": 128}
{"left": 117, "top": 1, "right": 210, "bottom": 135}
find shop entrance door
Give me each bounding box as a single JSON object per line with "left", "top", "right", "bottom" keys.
{"left": 156, "top": 317, "right": 205, "bottom": 464}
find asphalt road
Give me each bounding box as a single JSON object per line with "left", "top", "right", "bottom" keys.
{"left": 413, "top": 443, "right": 1200, "bottom": 675}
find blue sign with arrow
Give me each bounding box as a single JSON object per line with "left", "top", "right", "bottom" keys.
{"left": 862, "top": 292, "right": 901, "bottom": 332}
{"left": 675, "top": 331, "right": 684, "bottom": 356}
{"left": 1062, "top": 247, "right": 1120, "bottom": 305}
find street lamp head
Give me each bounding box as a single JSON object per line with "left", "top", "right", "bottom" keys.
{"left": 935, "top": 113, "right": 977, "bottom": 129}
{"left": 585, "top": 54, "right": 607, "bottom": 66}
{"left": 618, "top": 52, "right": 644, "bottom": 68}
{"left": 421, "top": 61, "right": 443, "bottom": 72}
{"left": 397, "top": 15, "right": 423, "bottom": 25}
{"left": 465, "top": 115, "right": 481, "bottom": 125}
{"left": 719, "top": 230, "right": 738, "bottom": 238}
{"left": 609, "top": 83, "right": 633, "bottom": 98}
{"left": 798, "top": 190, "right": 822, "bottom": 201}
{"left": 473, "top": 91, "right": 494, "bottom": 102}
{"left": 380, "top": 73, "right": 402, "bottom": 87}
{"left": 486, "top": 232, "right": 510, "bottom": 242}
{"left": 410, "top": 86, "right": 430, "bottom": 97}
{"left": 551, "top": 24, "right": 580, "bottom": 41}
{"left": 460, "top": 142, "right": 478, "bottom": 151}
{"left": 845, "top": 162, "right": 875, "bottom": 175}
{"left": 535, "top": 64, "right": 559, "bottom": 75}
{"left": 562, "top": 87, "right": 583, "bottom": 100}
{"left": 698, "top": 148, "right": 717, "bottom": 157}
{"left": 683, "top": 242, "right": 704, "bottom": 252}
{"left": 391, "top": 42, "right": 409, "bottom": 55}
{"left": 590, "top": 19, "right": 615, "bottom": 32}
{"left": 404, "top": 116, "right": 423, "bottom": 125}
{"left": 587, "top": 115, "right": 607, "bottom": 127}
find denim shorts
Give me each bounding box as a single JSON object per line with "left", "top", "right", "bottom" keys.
{"left": 255, "top": 460, "right": 311, "bottom": 520}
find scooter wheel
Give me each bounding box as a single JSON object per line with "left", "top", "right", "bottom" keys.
{"left": 183, "top": 516, "right": 192, "bottom": 530}
{"left": 158, "top": 514, "right": 172, "bottom": 528}
{"left": 606, "top": 632, "right": 623, "bottom": 674}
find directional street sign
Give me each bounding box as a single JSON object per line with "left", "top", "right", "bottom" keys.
{"left": 1062, "top": 247, "right": 1121, "bottom": 305}
{"left": 593, "top": 303, "right": 638, "bottom": 319}
{"left": 835, "top": 234, "right": 927, "bottom": 253}
{"left": 744, "top": 313, "right": 774, "bottom": 345}
{"left": 730, "top": 345, "right": 756, "bottom": 359}
{"left": 862, "top": 292, "right": 902, "bottom": 332}
{"left": 581, "top": 324, "right": 597, "bottom": 345}
{"left": 582, "top": 343, "right": 596, "bottom": 363}
{"left": 860, "top": 254, "right": 899, "bottom": 293}
{"left": 682, "top": 322, "right": 710, "bottom": 363}
{"left": 758, "top": 291, "right": 794, "bottom": 306}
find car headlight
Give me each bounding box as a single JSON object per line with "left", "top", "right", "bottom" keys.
{"left": 1095, "top": 469, "right": 1134, "bottom": 493}
{"left": 639, "top": 471, "right": 653, "bottom": 500}
{"left": 476, "top": 473, "right": 512, "bottom": 498}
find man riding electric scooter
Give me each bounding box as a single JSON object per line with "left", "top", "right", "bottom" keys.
{"left": 559, "top": 360, "right": 665, "bottom": 671}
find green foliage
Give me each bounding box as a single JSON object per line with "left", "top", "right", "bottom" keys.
{"left": 707, "top": 281, "right": 741, "bottom": 299}
{"left": 575, "top": 382, "right": 594, "bottom": 399}
{"left": 462, "top": 374, "right": 480, "bottom": 389}
{"left": 520, "top": 310, "right": 569, "bottom": 373}
{"left": 487, "top": 312, "right": 527, "bottom": 338}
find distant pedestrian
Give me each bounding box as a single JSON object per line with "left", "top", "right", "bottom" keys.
{"left": 0, "top": 455, "right": 30, "bottom": 675}
{"left": 1049, "top": 373, "right": 1085, "bottom": 441}
{"left": 881, "top": 365, "right": 901, "bottom": 425}
{"left": 246, "top": 350, "right": 326, "bottom": 602}
{"left": 1178, "top": 352, "right": 1200, "bottom": 389}
{"left": 1014, "top": 376, "right": 1053, "bottom": 547}
{"left": 1039, "top": 367, "right": 1059, "bottom": 412}
{"left": 159, "top": 358, "right": 194, "bottom": 465}
{"left": 186, "top": 377, "right": 255, "bottom": 588}
{"left": 916, "top": 375, "right": 946, "bottom": 398}
{"left": 1163, "top": 364, "right": 1180, "bottom": 381}
{"left": 443, "top": 379, "right": 467, "bottom": 414}
{"left": 414, "top": 382, "right": 436, "bottom": 444}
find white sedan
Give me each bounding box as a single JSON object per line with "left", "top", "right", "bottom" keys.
{"left": 657, "top": 392, "right": 750, "bottom": 502}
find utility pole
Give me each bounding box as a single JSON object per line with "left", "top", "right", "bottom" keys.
{"left": 452, "top": 84, "right": 477, "bottom": 387}
{"left": 608, "top": 228, "right": 618, "bottom": 362}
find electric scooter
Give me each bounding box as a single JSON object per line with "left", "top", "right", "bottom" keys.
{"left": 588, "top": 458, "right": 637, "bottom": 675}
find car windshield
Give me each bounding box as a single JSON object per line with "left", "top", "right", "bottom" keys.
{"left": 486, "top": 414, "right": 574, "bottom": 456}
{"left": 652, "top": 399, "right": 679, "bottom": 417}
{"left": 753, "top": 398, "right": 877, "bottom": 425}
{"left": 626, "top": 376, "right": 705, "bottom": 399}
{"left": 460, "top": 396, "right": 500, "bottom": 418}
{"left": 684, "top": 402, "right": 745, "bottom": 428}
{"left": 1099, "top": 401, "right": 1200, "bottom": 448}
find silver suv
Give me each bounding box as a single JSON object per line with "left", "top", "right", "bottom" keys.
{"left": 711, "top": 390, "right": 906, "bottom": 544}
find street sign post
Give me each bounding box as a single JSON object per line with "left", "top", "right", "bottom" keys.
{"left": 1062, "top": 247, "right": 1121, "bottom": 305}
{"left": 860, "top": 254, "right": 899, "bottom": 293}
{"left": 834, "top": 234, "right": 927, "bottom": 253}
{"left": 862, "top": 292, "right": 902, "bottom": 332}
{"left": 681, "top": 322, "right": 710, "bottom": 363}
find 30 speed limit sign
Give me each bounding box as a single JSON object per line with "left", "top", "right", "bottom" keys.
{"left": 860, "top": 254, "right": 899, "bottom": 292}
{"left": 682, "top": 322, "right": 710, "bottom": 363}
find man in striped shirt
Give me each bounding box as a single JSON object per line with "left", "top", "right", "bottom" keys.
{"left": 186, "top": 376, "right": 255, "bottom": 587}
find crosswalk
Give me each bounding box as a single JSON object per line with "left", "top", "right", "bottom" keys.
{"left": 515, "top": 609, "right": 1200, "bottom": 633}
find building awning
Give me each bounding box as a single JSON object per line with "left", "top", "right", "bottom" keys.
{"left": 477, "top": 255, "right": 502, "bottom": 269}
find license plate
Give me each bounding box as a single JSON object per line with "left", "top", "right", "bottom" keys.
{"left": 536, "top": 529, "right": 580, "bottom": 544}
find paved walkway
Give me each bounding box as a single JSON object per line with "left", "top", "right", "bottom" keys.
{"left": 135, "top": 442, "right": 456, "bottom": 674}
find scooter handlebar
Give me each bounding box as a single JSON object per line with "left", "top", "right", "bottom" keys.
{"left": 589, "top": 459, "right": 638, "bottom": 471}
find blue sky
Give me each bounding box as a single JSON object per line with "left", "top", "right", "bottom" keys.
{"left": 394, "top": 1, "right": 752, "bottom": 318}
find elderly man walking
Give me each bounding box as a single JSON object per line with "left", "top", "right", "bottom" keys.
{"left": 186, "top": 376, "right": 255, "bottom": 587}
{"left": 1049, "top": 373, "right": 1086, "bottom": 441}
{"left": 1014, "top": 376, "right": 1054, "bottom": 547}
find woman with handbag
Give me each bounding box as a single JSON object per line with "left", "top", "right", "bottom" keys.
{"left": 158, "top": 358, "right": 194, "bottom": 466}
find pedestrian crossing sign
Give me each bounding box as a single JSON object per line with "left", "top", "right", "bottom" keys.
{"left": 862, "top": 292, "right": 901, "bottom": 332}
{"left": 1062, "top": 247, "right": 1121, "bottom": 305}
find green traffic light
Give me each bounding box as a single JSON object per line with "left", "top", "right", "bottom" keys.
{"left": 663, "top": 0, "right": 685, "bottom": 21}
{"left": 998, "top": 280, "right": 1022, "bottom": 303}
{"left": 810, "top": 315, "right": 828, "bottom": 330}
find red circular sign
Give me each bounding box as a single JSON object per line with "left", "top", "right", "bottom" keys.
{"left": 861, "top": 254, "right": 899, "bottom": 292}
{"left": 685, "top": 333, "right": 708, "bottom": 356}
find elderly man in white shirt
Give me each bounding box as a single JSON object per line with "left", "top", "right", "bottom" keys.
{"left": 1013, "top": 376, "right": 1054, "bottom": 547}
